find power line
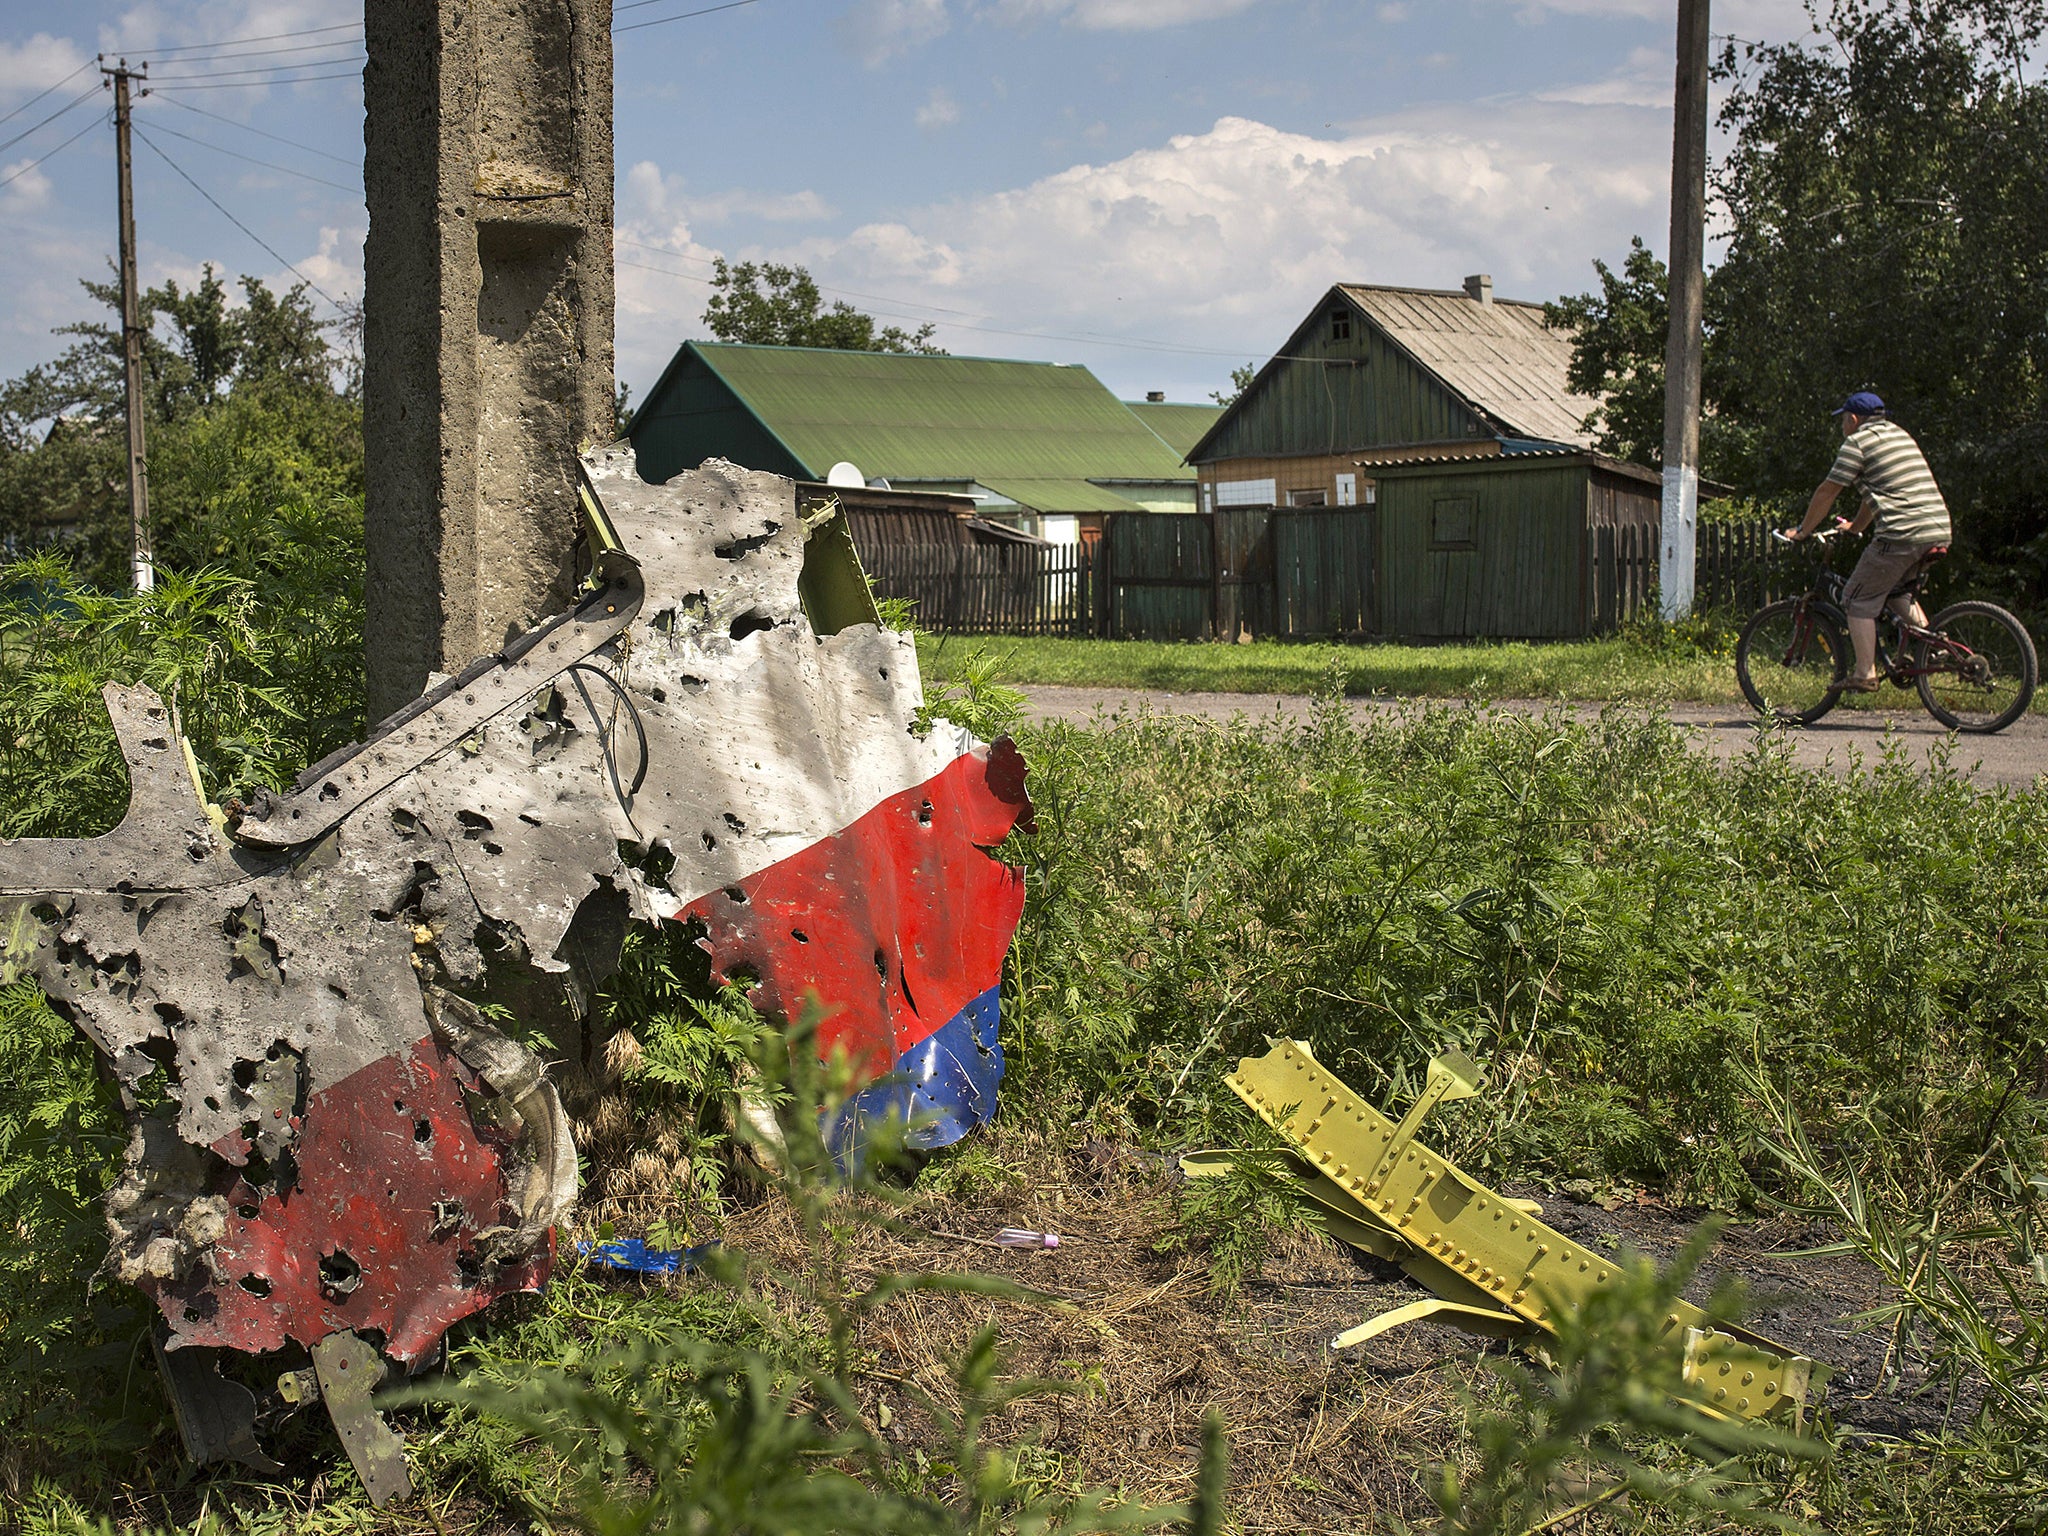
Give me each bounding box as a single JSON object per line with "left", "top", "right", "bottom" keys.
{"left": 150, "top": 52, "right": 366, "bottom": 84}
{"left": 151, "top": 68, "right": 365, "bottom": 93}
{"left": 138, "top": 115, "right": 362, "bottom": 194}
{"left": 0, "top": 81, "right": 104, "bottom": 158}
{"left": 0, "top": 59, "right": 96, "bottom": 129}
{"left": 143, "top": 21, "right": 364, "bottom": 57}
{"left": 139, "top": 33, "right": 365, "bottom": 68}
{"left": 156, "top": 95, "right": 359, "bottom": 167}
{"left": 0, "top": 111, "right": 102, "bottom": 191}
{"left": 132, "top": 125, "right": 344, "bottom": 307}
{"left": 615, "top": 0, "right": 763, "bottom": 34}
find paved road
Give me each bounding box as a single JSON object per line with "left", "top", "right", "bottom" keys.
{"left": 1016, "top": 685, "right": 2048, "bottom": 787}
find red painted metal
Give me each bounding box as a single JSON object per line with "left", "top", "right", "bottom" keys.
{"left": 682, "top": 738, "right": 1033, "bottom": 1081}
{"left": 159, "top": 1033, "right": 548, "bottom": 1363}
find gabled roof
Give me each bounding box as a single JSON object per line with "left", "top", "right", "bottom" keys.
{"left": 1186, "top": 283, "right": 1602, "bottom": 464}
{"left": 643, "top": 343, "right": 1194, "bottom": 507}
{"left": 1124, "top": 400, "right": 1224, "bottom": 459}
{"left": 1337, "top": 285, "right": 1600, "bottom": 447}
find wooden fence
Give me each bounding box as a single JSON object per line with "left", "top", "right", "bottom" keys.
{"left": 862, "top": 541, "right": 1098, "bottom": 636}
{"left": 1585, "top": 517, "right": 1794, "bottom": 632}
{"left": 861, "top": 513, "right": 1787, "bottom": 641}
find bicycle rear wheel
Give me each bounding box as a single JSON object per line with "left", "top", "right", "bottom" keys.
{"left": 1736, "top": 599, "right": 1847, "bottom": 724}
{"left": 1917, "top": 600, "right": 2038, "bottom": 733}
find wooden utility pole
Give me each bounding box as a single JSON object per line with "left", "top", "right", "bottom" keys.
{"left": 1660, "top": 0, "right": 1710, "bottom": 621}
{"left": 104, "top": 58, "right": 152, "bottom": 593}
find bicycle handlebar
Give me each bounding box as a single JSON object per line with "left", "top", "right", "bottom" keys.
{"left": 1773, "top": 525, "right": 1851, "bottom": 547}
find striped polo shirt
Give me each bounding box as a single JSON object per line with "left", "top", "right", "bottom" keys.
{"left": 1825, "top": 419, "right": 1951, "bottom": 544}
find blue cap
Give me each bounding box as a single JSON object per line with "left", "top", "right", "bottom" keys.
{"left": 1831, "top": 391, "right": 1886, "bottom": 416}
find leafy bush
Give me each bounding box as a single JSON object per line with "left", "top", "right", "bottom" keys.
{"left": 0, "top": 491, "right": 365, "bottom": 839}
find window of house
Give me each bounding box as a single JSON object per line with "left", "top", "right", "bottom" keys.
{"left": 1287, "top": 488, "right": 1327, "bottom": 507}
{"left": 1215, "top": 478, "right": 1277, "bottom": 507}
{"left": 1335, "top": 473, "right": 1357, "bottom": 507}
{"left": 1329, "top": 307, "right": 1351, "bottom": 342}
{"left": 1429, "top": 497, "right": 1478, "bottom": 550}
{"left": 1363, "top": 481, "right": 1377, "bottom": 505}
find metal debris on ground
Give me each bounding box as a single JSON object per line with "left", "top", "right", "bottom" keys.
{"left": 1187, "top": 1039, "right": 1828, "bottom": 1430}
{"left": 0, "top": 447, "right": 1033, "bottom": 1502}
{"left": 579, "top": 1236, "right": 721, "bottom": 1276}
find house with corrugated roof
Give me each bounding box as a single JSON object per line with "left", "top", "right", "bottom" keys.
{"left": 1187, "top": 277, "right": 1668, "bottom": 638}
{"left": 627, "top": 342, "right": 1216, "bottom": 544}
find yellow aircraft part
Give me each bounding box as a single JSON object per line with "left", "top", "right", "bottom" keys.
{"left": 1222, "top": 1038, "right": 1826, "bottom": 1429}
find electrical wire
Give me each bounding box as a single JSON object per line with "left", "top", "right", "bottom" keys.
{"left": 132, "top": 126, "right": 345, "bottom": 307}
{"left": 0, "top": 82, "right": 104, "bottom": 159}
{"left": 150, "top": 67, "right": 364, "bottom": 92}
{"left": 615, "top": 0, "right": 762, "bottom": 33}
{"left": 0, "top": 111, "right": 102, "bottom": 191}
{"left": 0, "top": 59, "right": 96, "bottom": 129}
{"left": 149, "top": 52, "right": 366, "bottom": 84}
{"left": 142, "top": 21, "right": 364, "bottom": 56}
{"left": 138, "top": 116, "right": 361, "bottom": 193}
{"left": 156, "top": 95, "right": 360, "bottom": 166}
{"left": 135, "top": 34, "right": 365, "bottom": 68}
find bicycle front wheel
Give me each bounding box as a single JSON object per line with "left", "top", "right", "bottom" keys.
{"left": 1917, "top": 600, "right": 2038, "bottom": 733}
{"left": 1736, "top": 599, "right": 1847, "bottom": 724}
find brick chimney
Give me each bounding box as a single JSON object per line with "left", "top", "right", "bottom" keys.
{"left": 1463, "top": 273, "right": 1493, "bottom": 305}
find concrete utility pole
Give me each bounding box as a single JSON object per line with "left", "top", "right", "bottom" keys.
{"left": 104, "top": 59, "right": 153, "bottom": 594}
{"left": 1660, "top": 0, "right": 1710, "bottom": 621}
{"left": 362, "top": 1, "right": 615, "bottom": 719}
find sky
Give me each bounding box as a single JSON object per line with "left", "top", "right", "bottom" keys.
{"left": 0, "top": 0, "right": 1832, "bottom": 410}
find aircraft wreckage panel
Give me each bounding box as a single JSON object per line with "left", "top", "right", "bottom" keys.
{"left": 0, "top": 447, "right": 1032, "bottom": 1498}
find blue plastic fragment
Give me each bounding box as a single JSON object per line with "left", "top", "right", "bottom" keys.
{"left": 578, "top": 1237, "right": 720, "bottom": 1275}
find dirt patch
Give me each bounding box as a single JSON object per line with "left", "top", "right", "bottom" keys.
{"left": 615, "top": 1133, "right": 1946, "bottom": 1535}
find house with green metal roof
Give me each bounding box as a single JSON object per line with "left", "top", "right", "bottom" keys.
{"left": 627, "top": 342, "right": 1207, "bottom": 533}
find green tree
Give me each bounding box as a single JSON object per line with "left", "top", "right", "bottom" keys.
{"left": 1709, "top": 0, "right": 2048, "bottom": 595}
{"left": 701, "top": 259, "right": 944, "bottom": 354}
{"left": 1550, "top": 0, "right": 2048, "bottom": 604}
{"left": 0, "top": 266, "right": 361, "bottom": 587}
{"left": 1209, "top": 361, "right": 1256, "bottom": 408}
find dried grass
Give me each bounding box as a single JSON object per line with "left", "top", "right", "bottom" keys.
{"left": 612, "top": 1126, "right": 1486, "bottom": 1535}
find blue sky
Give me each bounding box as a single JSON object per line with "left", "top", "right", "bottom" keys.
{"left": 0, "top": 0, "right": 1823, "bottom": 408}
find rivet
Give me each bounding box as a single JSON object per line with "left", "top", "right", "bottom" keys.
{"left": 1742, "top": 1371, "right": 1754, "bottom": 1386}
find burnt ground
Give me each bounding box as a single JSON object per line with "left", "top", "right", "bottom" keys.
{"left": 682, "top": 1132, "right": 1963, "bottom": 1536}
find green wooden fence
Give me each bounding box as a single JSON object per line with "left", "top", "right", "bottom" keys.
{"left": 861, "top": 513, "right": 1785, "bottom": 641}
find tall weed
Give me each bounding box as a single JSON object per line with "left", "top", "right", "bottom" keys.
{"left": 1006, "top": 698, "right": 2048, "bottom": 1204}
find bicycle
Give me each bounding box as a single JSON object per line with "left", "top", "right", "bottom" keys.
{"left": 1733, "top": 526, "right": 2038, "bottom": 732}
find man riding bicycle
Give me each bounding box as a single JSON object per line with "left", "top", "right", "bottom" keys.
{"left": 1783, "top": 391, "right": 1952, "bottom": 692}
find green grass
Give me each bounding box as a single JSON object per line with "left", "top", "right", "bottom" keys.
{"left": 917, "top": 631, "right": 1747, "bottom": 704}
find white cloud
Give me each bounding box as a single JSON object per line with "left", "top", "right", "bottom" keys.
{"left": 718, "top": 97, "right": 1671, "bottom": 393}
{"left": 1376, "top": 3, "right": 1411, "bottom": 20}
{"left": 622, "top": 160, "right": 832, "bottom": 228}
{"left": 835, "top": 0, "right": 951, "bottom": 65}
{"left": 991, "top": 0, "right": 1266, "bottom": 28}
{"left": 0, "top": 156, "right": 57, "bottom": 208}
{"left": 0, "top": 33, "right": 92, "bottom": 98}
{"left": 916, "top": 86, "right": 961, "bottom": 130}
{"left": 1484, "top": 0, "right": 1818, "bottom": 34}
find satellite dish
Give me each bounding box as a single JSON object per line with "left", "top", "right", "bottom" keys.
{"left": 825, "top": 461, "right": 864, "bottom": 488}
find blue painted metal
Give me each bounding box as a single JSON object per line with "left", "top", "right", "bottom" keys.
{"left": 828, "top": 985, "right": 1004, "bottom": 1162}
